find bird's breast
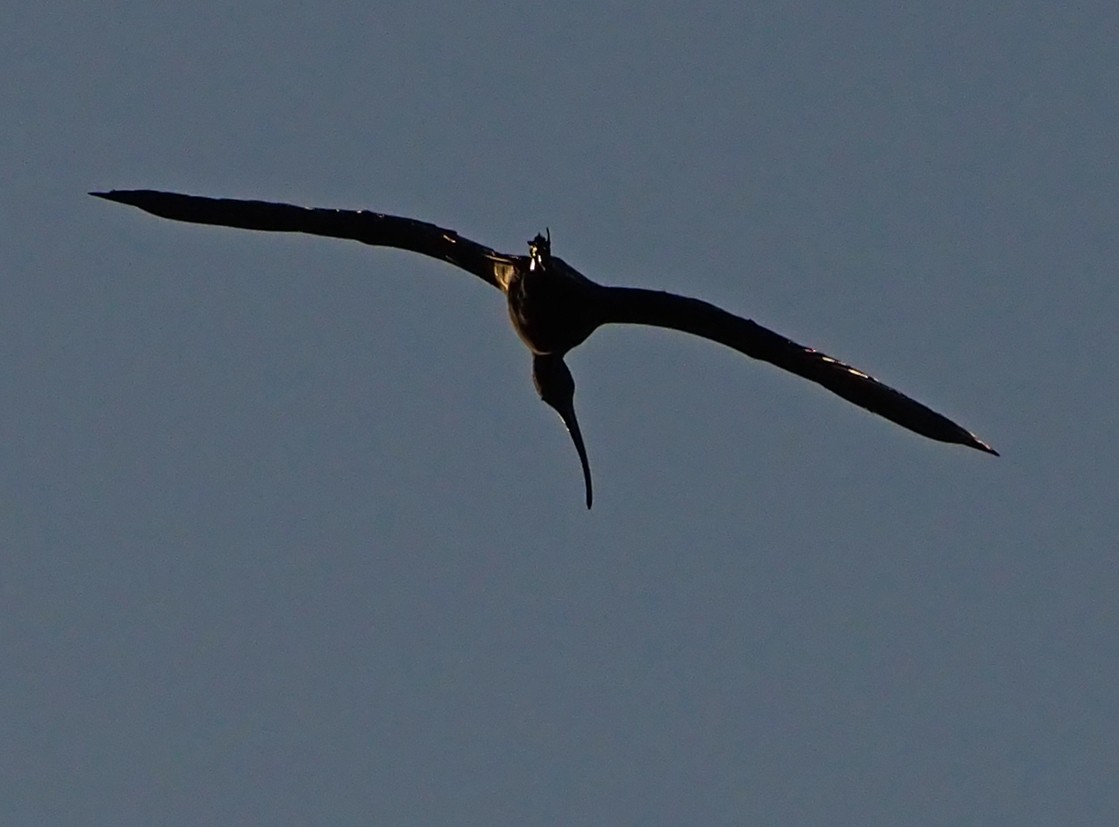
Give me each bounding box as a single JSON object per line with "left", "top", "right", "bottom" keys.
{"left": 505, "top": 260, "right": 602, "bottom": 355}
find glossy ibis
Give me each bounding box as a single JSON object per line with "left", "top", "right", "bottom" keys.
{"left": 92, "top": 189, "right": 997, "bottom": 508}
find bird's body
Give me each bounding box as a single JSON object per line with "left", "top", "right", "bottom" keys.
{"left": 504, "top": 241, "right": 602, "bottom": 356}
{"left": 92, "top": 189, "right": 997, "bottom": 508}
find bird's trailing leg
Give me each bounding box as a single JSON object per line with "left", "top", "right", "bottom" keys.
{"left": 532, "top": 353, "right": 593, "bottom": 509}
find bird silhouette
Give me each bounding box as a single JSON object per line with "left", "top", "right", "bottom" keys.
{"left": 91, "top": 189, "right": 997, "bottom": 508}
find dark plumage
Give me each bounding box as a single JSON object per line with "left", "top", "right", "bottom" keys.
{"left": 92, "top": 189, "right": 997, "bottom": 508}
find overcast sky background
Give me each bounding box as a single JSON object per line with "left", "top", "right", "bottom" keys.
{"left": 3, "top": 2, "right": 1116, "bottom": 824}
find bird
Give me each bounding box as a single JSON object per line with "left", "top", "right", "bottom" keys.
{"left": 91, "top": 189, "right": 997, "bottom": 508}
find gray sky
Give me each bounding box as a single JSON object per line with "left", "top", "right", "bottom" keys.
{"left": 3, "top": 2, "right": 1116, "bottom": 824}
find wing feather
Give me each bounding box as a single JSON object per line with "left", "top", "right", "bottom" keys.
{"left": 599, "top": 286, "right": 997, "bottom": 453}
{"left": 91, "top": 189, "right": 514, "bottom": 289}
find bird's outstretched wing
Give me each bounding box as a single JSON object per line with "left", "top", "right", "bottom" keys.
{"left": 90, "top": 190, "right": 516, "bottom": 290}
{"left": 598, "top": 286, "right": 997, "bottom": 454}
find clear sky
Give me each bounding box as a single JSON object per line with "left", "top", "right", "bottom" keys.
{"left": 3, "top": 2, "right": 1116, "bottom": 824}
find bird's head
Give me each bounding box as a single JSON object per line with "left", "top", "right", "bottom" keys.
{"left": 528, "top": 229, "right": 551, "bottom": 271}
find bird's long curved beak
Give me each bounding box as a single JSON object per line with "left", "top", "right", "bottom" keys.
{"left": 532, "top": 354, "right": 594, "bottom": 509}
{"left": 557, "top": 405, "right": 593, "bottom": 509}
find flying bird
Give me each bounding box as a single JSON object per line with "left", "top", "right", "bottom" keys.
{"left": 91, "top": 189, "right": 997, "bottom": 508}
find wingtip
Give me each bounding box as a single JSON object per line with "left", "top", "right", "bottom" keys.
{"left": 972, "top": 437, "right": 999, "bottom": 457}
